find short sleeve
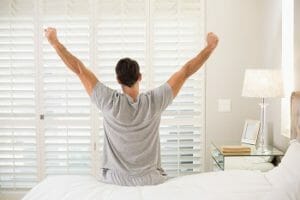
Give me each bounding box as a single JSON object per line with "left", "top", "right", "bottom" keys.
{"left": 150, "top": 82, "right": 174, "bottom": 112}
{"left": 90, "top": 81, "right": 117, "bottom": 111}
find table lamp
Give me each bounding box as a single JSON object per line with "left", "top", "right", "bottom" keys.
{"left": 242, "top": 69, "right": 284, "bottom": 153}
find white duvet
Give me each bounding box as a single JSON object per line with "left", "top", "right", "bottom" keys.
{"left": 22, "top": 141, "right": 300, "bottom": 200}
{"left": 22, "top": 170, "right": 274, "bottom": 200}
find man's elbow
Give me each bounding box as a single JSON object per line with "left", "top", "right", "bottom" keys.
{"left": 75, "top": 61, "right": 85, "bottom": 75}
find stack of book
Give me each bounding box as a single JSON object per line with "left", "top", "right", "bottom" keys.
{"left": 221, "top": 145, "right": 251, "bottom": 155}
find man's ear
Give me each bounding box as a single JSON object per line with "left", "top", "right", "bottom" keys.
{"left": 117, "top": 77, "right": 121, "bottom": 84}
{"left": 138, "top": 74, "right": 142, "bottom": 82}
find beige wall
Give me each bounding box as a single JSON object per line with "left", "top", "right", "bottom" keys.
{"left": 295, "top": 0, "right": 300, "bottom": 90}
{"left": 204, "top": 0, "right": 297, "bottom": 171}
{"left": 205, "top": 0, "right": 266, "bottom": 171}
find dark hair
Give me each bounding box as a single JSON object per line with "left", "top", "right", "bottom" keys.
{"left": 115, "top": 58, "right": 141, "bottom": 87}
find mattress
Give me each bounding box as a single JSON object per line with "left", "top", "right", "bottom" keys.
{"left": 22, "top": 170, "right": 273, "bottom": 200}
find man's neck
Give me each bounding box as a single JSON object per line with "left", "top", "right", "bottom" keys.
{"left": 122, "top": 83, "right": 139, "bottom": 102}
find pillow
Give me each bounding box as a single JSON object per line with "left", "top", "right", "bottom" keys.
{"left": 266, "top": 140, "right": 300, "bottom": 185}
{"left": 264, "top": 140, "right": 300, "bottom": 200}
{"left": 280, "top": 140, "right": 300, "bottom": 178}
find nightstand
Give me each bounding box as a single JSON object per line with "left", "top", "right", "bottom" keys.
{"left": 211, "top": 142, "right": 285, "bottom": 171}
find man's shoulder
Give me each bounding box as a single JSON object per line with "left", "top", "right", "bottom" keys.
{"left": 144, "top": 83, "right": 170, "bottom": 93}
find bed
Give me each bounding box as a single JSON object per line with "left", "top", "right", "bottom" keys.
{"left": 22, "top": 93, "right": 300, "bottom": 200}
{"left": 22, "top": 171, "right": 274, "bottom": 200}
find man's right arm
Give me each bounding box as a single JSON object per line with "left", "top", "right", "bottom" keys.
{"left": 44, "top": 27, "right": 98, "bottom": 96}
{"left": 167, "top": 32, "right": 219, "bottom": 97}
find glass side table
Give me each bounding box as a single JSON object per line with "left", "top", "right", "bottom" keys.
{"left": 211, "top": 142, "right": 285, "bottom": 171}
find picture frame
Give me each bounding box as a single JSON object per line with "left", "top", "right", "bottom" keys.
{"left": 241, "top": 120, "right": 260, "bottom": 145}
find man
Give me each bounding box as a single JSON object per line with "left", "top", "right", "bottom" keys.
{"left": 44, "top": 27, "right": 218, "bottom": 186}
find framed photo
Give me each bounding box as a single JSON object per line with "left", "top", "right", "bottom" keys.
{"left": 241, "top": 120, "right": 260, "bottom": 145}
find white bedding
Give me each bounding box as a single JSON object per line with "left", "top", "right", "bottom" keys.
{"left": 22, "top": 141, "right": 300, "bottom": 200}
{"left": 22, "top": 170, "right": 273, "bottom": 200}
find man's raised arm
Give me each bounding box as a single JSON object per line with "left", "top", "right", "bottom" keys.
{"left": 44, "top": 27, "right": 98, "bottom": 96}
{"left": 167, "top": 32, "right": 219, "bottom": 97}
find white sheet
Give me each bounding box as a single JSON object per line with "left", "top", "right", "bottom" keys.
{"left": 22, "top": 170, "right": 274, "bottom": 200}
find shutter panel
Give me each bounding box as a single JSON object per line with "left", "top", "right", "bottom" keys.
{"left": 0, "top": 0, "right": 37, "bottom": 189}
{"left": 152, "top": 0, "right": 204, "bottom": 177}
{"left": 41, "top": 0, "right": 92, "bottom": 175}
{"left": 94, "top": 0, "right": 147, "bottom": 165}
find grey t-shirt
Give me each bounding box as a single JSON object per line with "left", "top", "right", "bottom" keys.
{"left": 91, "top": 81, "right": 173, "bottom": 186}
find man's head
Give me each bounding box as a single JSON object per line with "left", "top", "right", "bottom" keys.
{"left": 115, "top": 58, "right": 141, "bottom": 88}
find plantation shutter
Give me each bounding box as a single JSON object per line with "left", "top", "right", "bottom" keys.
{"left": 0, "top": 0, "right": 37, "bottom": 189}
{"left": 0, "top": 0, "right": 205, "bottom": 190}
{"left": 94, "top": 0, "right": 147, "bottom": 166}
{"left": 41, "top": 0, "right": 92, "bottom": 175}
{"left": 152, "top": 0, "right": 204, "bottom": 177}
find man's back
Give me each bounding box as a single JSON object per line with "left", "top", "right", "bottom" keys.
{"left": 91, "top": 81, "right": 173, "bottom": 186}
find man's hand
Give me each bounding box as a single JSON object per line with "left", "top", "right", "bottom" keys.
{"left": 206, "top": 32, "right": 219, "bottom": 50}
{"left": 44, "top": 27, "right": 59, "bottom": 46}
{"left": 167, "top": 32, "right": 218, "bottom": 97}
{"left": 44, "top": 27, "right": 99, "bottom": 96}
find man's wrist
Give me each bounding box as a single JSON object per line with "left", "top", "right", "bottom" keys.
{"left": 50, "top": 39, "right": 60, "bottom": 48}
{"left": 206, "top": 44, "right": 216, "bottom": 52}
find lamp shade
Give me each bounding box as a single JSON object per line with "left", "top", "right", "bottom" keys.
{"left": 242, "top": 69, "right": 284, "bottom": 98}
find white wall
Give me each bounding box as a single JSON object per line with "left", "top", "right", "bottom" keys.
{"left": 205, "top": 0, "right": 267, "bottom": 171}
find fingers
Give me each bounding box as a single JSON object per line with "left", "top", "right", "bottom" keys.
{"left": 206, "top": 32, "right": 219, "bottom": 50}
{"left": 207, "top": 32, "right": 219, "bottom": 41}
{"left": 44, "top": 27, "right": 56, "bottom": 32}
{"left": 207, "top": 32, "right": 217, "bottom": 38}
{"left": 44, "top": 27, "right": 50, "bottom": 34}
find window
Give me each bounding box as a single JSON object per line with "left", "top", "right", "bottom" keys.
{"left": 281, "top": 0, "right": 294, "bottom": 137}
{"left": 0, "top": 0, "right": 205, "bottom": 190}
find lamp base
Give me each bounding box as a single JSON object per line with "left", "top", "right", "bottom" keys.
{"left": 257, "top": 99, "right": 270, "bottom": 155}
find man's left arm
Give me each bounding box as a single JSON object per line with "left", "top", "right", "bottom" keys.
{"left": 167, "top": 32, "right": 219, "bottom": 98}
{"left": 44, "top": 27, "right": 98, "bottom": 96}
